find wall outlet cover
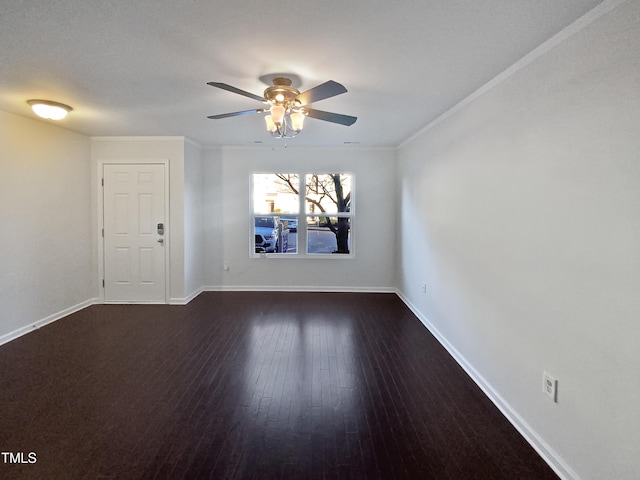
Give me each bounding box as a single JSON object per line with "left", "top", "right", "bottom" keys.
{"left": 543, "top": 371, "right": 558, "bottom": 402}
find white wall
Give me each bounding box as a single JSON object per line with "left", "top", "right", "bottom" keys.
{"left": 184, "top": 139, "right": 205, "bottom": 300}
{"left": 397, "top": 1, "right": 640, "bottom": 479}
{"left": 91, "top": 137, "right": 188, "bottom": 302}
{"left": 203, "top": 147, "right": 224, "bottom": 288}
{"left": 0, "top": 111, "right": 95, "bottom": 343}
{"left": 203, "top": 146, "right": 397, "bottom": 291}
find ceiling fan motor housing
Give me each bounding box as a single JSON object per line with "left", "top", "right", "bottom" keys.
{"left": 263, "top": 77, "right": 303, "bottom": 110}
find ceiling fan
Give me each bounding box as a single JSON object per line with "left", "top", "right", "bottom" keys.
{"left": 207, "top": 77, "right": 357, "bottom": 139}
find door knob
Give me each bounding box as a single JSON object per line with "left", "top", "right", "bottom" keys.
{"left": 157, "top": 238, "right": 164, "bottom": 245}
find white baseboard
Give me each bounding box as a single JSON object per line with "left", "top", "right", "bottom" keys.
{"left": 201, "top": 285, "right": 397, "bottom": 294}
{"left": 112, "top": 285, "right": 396, "bottom": 306}
{"left": 0, "top": 298, "right": 99, "bottom": 347}
{"left": 169, "top": 286, "right": 205, "bottom": 305}
{"left": 395, "top": 290, "right": 580, "bottom": 480}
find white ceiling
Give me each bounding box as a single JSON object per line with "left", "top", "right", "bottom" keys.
{"left": 0, "top": 0, "right": 604, "bottom": 147}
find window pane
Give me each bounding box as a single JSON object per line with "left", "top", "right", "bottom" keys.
{"left": 253, "top": 174, "right": 299, "bottom": 214}
{"left": 280, "top": 216, "right": 298, "bottom": 254}
{"left": 254, "top": 215, "right": 297, "bottom": 254}
{"left": 305, "top": 174, "right": 351, "bottom": 214}
{"left": 307, "top": 216, "right": 350, "bottom": 254}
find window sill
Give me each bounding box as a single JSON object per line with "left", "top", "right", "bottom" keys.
{"left": 250, "top": 252, "right": 355, "bottom": 260}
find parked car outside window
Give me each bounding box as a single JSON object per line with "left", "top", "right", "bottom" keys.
{"left": 254, "top": 216, "right": 280, "bottom": 253}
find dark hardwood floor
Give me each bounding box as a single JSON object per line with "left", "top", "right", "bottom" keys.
{"left": 0, "top": 292, "right": 558, "bottom": 479}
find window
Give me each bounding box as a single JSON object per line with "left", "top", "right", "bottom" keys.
{"left": 251, "top": 173, "right": 353, "bottom": 257}
{"left": 305, "top": 174, "right": 352, "bottom": 255}
{"left": 252, "top": 174, "right": 299, "bottom": 254}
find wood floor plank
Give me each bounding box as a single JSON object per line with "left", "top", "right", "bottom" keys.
{"left": 0, "top": 292, "right": 558, "bottom": 479}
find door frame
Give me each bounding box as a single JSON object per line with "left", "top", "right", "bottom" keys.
{"left": 97, "top": 159, "right": 171, "bottom": 304}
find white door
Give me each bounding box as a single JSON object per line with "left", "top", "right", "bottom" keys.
{"left": 103, "top": 164, "right": 166, "bottom": 302}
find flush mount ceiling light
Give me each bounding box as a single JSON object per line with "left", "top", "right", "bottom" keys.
{"left": 207, "top": 77, "right": 357, "bottom": 140}
{"left": 27, "top": 99, "right": 73, "bottom": 120}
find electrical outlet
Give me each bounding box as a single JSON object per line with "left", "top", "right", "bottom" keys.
{"left": 543, "top": 372, "right": 558, "bottom": 402}
{"left": 223, "top": 261, "right": 229, "bottom": 271}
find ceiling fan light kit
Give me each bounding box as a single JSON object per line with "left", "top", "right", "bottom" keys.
{"left": 207, "top": 76, "right": 356, "bottom": 141}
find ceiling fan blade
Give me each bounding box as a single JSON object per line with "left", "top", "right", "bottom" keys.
{"left": 207, "top": 82, "right": 265, "bottom": 102}
{"left": 303, "top": 108, "right": 357, "bottom": 126}
{"left": 296, "top": 80, "right": 347, "bottom": 105}
{"left": 207, "top": 108, "right": 267, "bottom": 119}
